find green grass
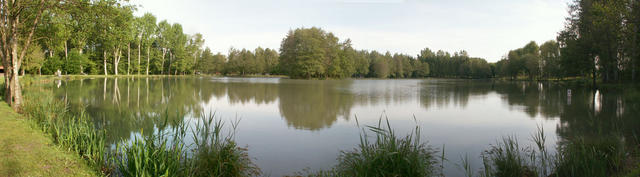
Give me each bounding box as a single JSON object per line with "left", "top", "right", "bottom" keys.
{"left": 0, "top": 101, "right": 95, "bottom": 177}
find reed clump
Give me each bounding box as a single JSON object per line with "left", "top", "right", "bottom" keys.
{"left": 553, "top": 136, "right": 626, "bottom": 177}
{"left": 112, "top": 113, "right": 260, "bottom": 177}
{"left": 22, "top": 85, "right": 260, "bottom": 176}
{"left": 187, "top": 114, "right": 261, "bottom": 177}
{"left": 22, "top": 88, "right": 109, "bottom": 173}
{"left": 479, "top": 126, "right": 634, "bottom": 177}
{"left": 310, "top": 117, "right": 438, "bottom": 177}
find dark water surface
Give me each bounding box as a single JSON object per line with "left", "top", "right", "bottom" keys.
{"left": 50, "top": 77, "right": 640, "bottom": 176}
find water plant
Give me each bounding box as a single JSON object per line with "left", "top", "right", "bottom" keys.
{"left": 553, "top": 136, "right": 626, "bottom": 177}
{"left": 187, "top": 114, "right": 261, "bottom": 177}
{"left": 481, "top": 136, "right": 537, "bottom": 177}
{"left": 328, "top": 117, "right": 438, "bottom": 177}
{"left": 113, "top": 112, "right": 260, "bottom": 177}
{"left": 22, "top": 87, "right": 109, "bottom": 173}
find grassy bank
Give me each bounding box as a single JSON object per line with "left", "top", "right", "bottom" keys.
{"left": 0, "top": 102, "right": 95, "bottom": 176}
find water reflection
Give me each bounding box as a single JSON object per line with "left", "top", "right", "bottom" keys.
{"left": 52, "top": 78, "right": 640, "bottom": 141}
{"left": 50, "top": 77, "right": 640, "bottom": 175}
{"left": 278, "top": 80, "right": 354, "bottom": 130}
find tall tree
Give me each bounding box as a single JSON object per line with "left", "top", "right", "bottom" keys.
{"left": 0, "top": 0, "right": 51, "bottom": 110}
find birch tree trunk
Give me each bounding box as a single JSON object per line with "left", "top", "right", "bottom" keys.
{"left": 168, "top": 51, "right": 172, "bottom": 75}
{"left": 161, "top": 48, "right": 167, "bottom": 75}
{"left": 103, "top": 51, "right": 108, "bottom": 75}
{"left": 127, "top": 43, "right": 131, "bottom": 75}
{"left": 138, "top": 38, "right": 141, "bottom": 75}
{"left": 146, "top": 46, "right": 150, "bottom": 75}
{"left": 114, "top": 48, "right": 121, "bottom": 75}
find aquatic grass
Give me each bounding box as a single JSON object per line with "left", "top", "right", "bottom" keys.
{"left": 482, "top": 136, "right": 537, "bottom": 177}
{"left": 187, "top": 113, "right": 261, "bottom": 177}
{"left": 478, "top": 126, "right": 634, "bottom": 177}
{"left": 530, "top": 125, "right": 551, "bottom": 176}
{"left": 329, "top": 117, "right": 438, "bottom": 177}
{"left": 21, "top": 87, "right": 110, "bottom": 174}
{"left": 113, "top": 111, "right": 189, "bottom": 177}
{"left": 52, "top": 111, "right": 108, "bottom": 171}
{"left": 553, "top": 136, "right": 626, "bottom": 177}
{"left": 114, "top": 129, "right": 187, "bottom": 177}
{"left": 458, "top": 154, "right": 474, "bottom": 177}
{"left": 113, "top": 112, "right": 260, "bottom": 177}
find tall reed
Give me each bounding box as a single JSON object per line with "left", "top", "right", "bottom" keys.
{"left": 187, "top": 113, "right": 261, "bottom": 177}
{"left": 113, "top": 112, "right": 260, "bottom": 177}
{"left": 553, "top": 136, "right": 626, "bottom": 177}
{"left": 481, "top": 136, "right": 537, "bottom": 177}
{"left": 22, "top": 87, "right": 109, "bottom": 173}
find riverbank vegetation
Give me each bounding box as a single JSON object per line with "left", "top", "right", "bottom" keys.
{"left": 17, "top": 80, "right": 261, "bottom": 176}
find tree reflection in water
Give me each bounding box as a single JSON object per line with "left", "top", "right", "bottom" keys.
{"left": 50, "top": 78, "right": 640, "bottom": 152}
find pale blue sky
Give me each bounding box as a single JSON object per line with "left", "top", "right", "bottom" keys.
{"left": 132, "top": 0, "right": 570, "bottom": 62}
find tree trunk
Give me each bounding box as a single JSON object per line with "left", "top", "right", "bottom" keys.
{"left": 592, "top": 58, "right": 597, "bottom": 89}
{"left": 64, "top": 41, "right": 68, "bottom": 75}
{"left": 127, "top": 43, "right": 130, "bottom": 75}
{"left": 146, "top": 46, "right": 150, "bottom": 75}
{"left": 4, "top": 43, "right": 23, "bottom": 110}
{"left": 64, "top": 41, "right": 68, "bottom": 60}
{"left": 104, "top": 51, "right": 108, "bottom": 75}
{"left": 161, "top": 48, "right": 166, "bottom": 75}
{"left": 138, "top": 41, "right": 141, "bottom": 75}
{"left": 193, "top": 52, "right": 197, "bottom": 74}
{"left": 168, "top": 51, "right": 172, "bottom": 75}
{"left": 114, "top": 49, "right": 120, "bottom": 75}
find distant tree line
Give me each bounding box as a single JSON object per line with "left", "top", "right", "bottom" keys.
{"left": 278, "top": 27, "right": 494, "bottom": 79}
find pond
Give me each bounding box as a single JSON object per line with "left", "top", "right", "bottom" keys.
{"left": 50, "top": 77, "right": 640, "bottom": 176}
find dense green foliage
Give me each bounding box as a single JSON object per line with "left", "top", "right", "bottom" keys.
{"left": 495, "top": 0, "right": 640, "bottom": 83}
{"left": 279, "top": 27, "right": 436, "bottom": 79}
{"left": 419, "top": 48, "right": 492, "bottom": 78}
{"left": 557, "top": 0, "right": 640, "bottom": 83}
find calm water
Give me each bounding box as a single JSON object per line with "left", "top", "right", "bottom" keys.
{"left": 50, "top": 77, "right": 640, "bottom": 176}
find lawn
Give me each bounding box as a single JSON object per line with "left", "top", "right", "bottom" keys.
{"left": 0, "top": 100, "right": 94, "bottom": 177}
